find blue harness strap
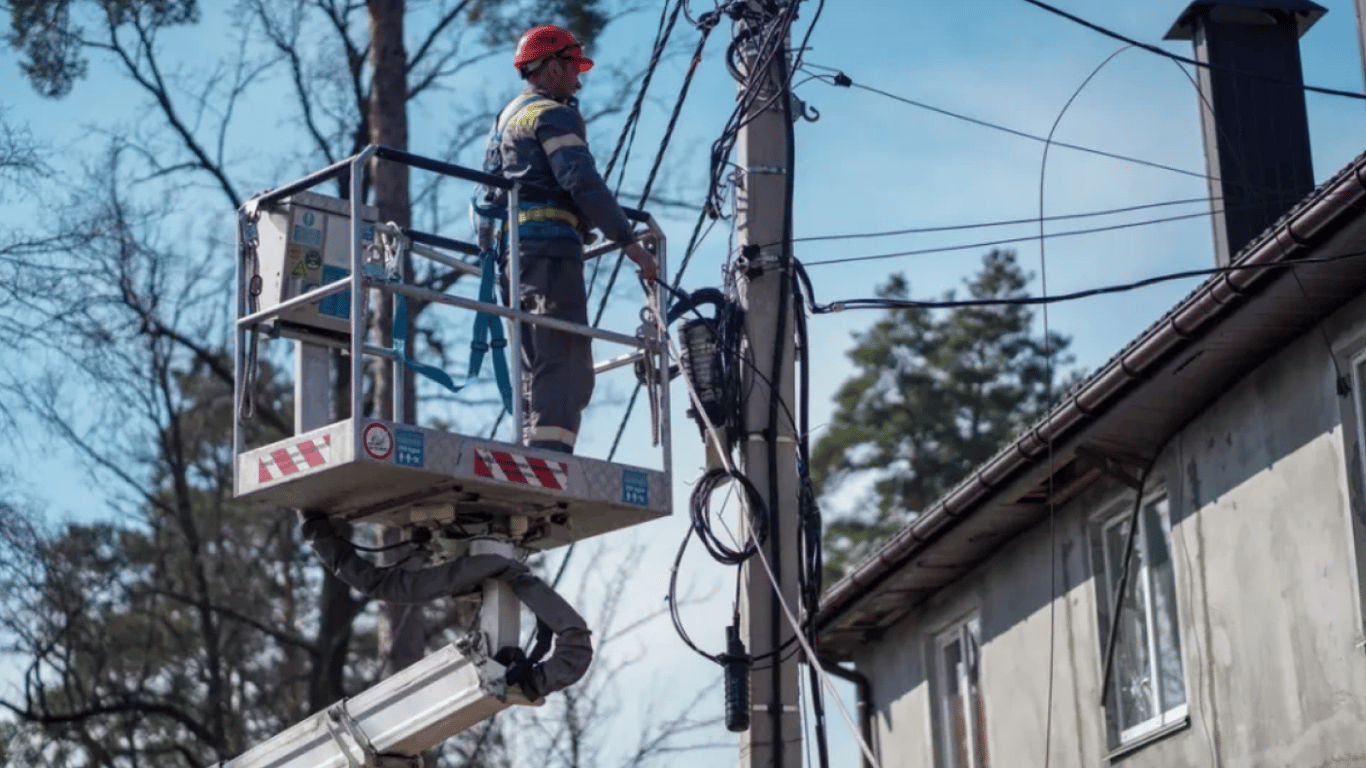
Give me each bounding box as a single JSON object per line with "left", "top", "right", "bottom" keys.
{"left": 390, "top": 246, "right": 515, "bottom": 414}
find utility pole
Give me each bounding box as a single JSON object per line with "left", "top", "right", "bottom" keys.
{"left": 735, "top": 4, "right": 801, "bottom": 767}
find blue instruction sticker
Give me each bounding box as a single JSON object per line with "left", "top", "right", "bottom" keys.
{"left": 394, "top": 428, "right": 424, "bottom": 467}
{"left": 622, "top": 469, "right": 649, "bottom": 506}
{"left": 292, "top": 224, "right": 323, "bottom": 247}
{"left": 317, "top": 265, "right": 350, "bottom": 319}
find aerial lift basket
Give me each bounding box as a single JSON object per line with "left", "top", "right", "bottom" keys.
{"left": 232, "top": 145, "right": 673, "bottom": 552}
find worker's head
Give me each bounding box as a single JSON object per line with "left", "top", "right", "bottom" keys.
{"left": 514, "top": 25, "right": 593, "bottom": 99}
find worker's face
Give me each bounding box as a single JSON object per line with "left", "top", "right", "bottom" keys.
{"left": 545, "top": 57, "right": 582, "bottom": 99}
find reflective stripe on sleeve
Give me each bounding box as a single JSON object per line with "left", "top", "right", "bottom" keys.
{"left": 542, "top": 133, "right": 587, "bottom": 155}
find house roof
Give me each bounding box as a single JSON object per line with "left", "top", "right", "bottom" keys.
{"left": 815, "top": 148, "right": 1366, "bottom": 660}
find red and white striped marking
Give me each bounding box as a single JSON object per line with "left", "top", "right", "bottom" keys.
{"left": 259, "top": 435, "right": 332, "bottom": 482}
{"left": 473, "top": 449, "right": 569, "bottom": 490}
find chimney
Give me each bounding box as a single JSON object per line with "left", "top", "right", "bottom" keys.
{"left": 1165, "top": 0, "right": 1326, "bottom": 266}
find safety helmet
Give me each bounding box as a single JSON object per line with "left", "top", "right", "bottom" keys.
{"left": 513, "top": 25, "right": 594, "bottom": 73}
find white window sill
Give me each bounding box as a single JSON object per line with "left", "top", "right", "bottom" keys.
{"left": 1107, "top": 715, "right": 1191, "bottom": 762}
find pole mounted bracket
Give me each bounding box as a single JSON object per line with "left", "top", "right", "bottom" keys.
{"left": 735, "top": 246, "right": 787, "bottom": 278}
{"left": 1074, "top": 445, "right": 1148, "bottom": 492}
{"left": 324, "top": 703, "right": 421, "bottom": 768}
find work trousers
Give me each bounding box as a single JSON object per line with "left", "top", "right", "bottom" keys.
{"left": 500, "top": 247, "right": 594, "bottom": 453}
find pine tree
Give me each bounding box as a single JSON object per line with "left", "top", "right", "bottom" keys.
{"left": 812, "top": 249, "right": 1078, "bottom": 581}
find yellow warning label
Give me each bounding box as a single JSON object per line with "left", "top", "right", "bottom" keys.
{"left": 291, "top": 260, "right": 308, "bottom": 277}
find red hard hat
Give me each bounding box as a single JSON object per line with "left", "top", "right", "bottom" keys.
{"left": 513, "top": 25, "right": 594, "bottom": 73}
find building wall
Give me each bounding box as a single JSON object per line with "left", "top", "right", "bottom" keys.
{"left": 853, "top": 293, "right": 1366, "bottom": 768}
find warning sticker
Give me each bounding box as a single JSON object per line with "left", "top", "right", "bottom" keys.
{"left": 363, "top": 422, "right": 394, "bottom": 460}
{"left": 394, "top": 428, "right": 424, "bottom": 467}
{"left": 622, "top": 470, "right": 649, "bottom": 506}
{"left": 291, "top": 260, "right": 308, "bottom": 277}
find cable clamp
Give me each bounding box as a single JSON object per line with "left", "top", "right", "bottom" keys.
{"left": 735, "top": 249, "right": 785, "bottom": 278}
{"left": 745, "top": 432, "right": 797, "bottom": 445}
{"left": 750, "top": 704, "right": 802, "bottom": 713}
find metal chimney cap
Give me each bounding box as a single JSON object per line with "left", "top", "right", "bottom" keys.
{"left": 1164, "top": 0, "right": 1327, "bottom": 41}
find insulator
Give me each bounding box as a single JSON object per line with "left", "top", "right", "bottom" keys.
{"left": 724, "top": 624, "right": 750, "bottom": 733}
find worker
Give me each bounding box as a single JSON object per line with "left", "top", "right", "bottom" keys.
{"left": 472, "top": 24, "right": 658, "bottom": 455}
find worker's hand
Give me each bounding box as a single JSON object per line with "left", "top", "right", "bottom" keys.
{"left": 625, "top": 241, "right": 658, "bottom": 283}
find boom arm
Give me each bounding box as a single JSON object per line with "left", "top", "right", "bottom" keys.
{"left": 214, "top": 643, "right": 528, "bottom": 768}
{"left": 213, "top": 522, "right": 590, "bottom": 768}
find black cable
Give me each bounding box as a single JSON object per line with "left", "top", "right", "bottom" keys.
{"left": 591, "top": 13, "right": 721, "bottom": 330}
{"left": 587, "top": 0, "right": 684, "bottom": 301}
{"left": 764, "top": 196, "right": 1223, "bottom": 246}
{"left": 692, "top": 468, "right": 769, "bottom": 565}
{"left": 801, "top": 209, "right": 1223, "bottom": 267}
{"left": 1017, "top": 0, "right": 1366, "bottom": 101}
{"left": 805, "top": 247, "right": 1366, "bottom": 313}
{"left": 703, "top": 1, "right": 800, "bottom": 217}
{"left": 804, "top": 69, "right": 1313, "bottom": 196}
{"left": 600, "top": 0, "right": 680, "bottom": 186}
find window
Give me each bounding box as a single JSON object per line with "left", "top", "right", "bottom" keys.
{"left": 1350, "top": 348, "right": 1366, "bottom": 494}
{"left": 935, "top": 616, "right": 989, "bottom": 768}
{"left": 1092, "top": 494, "right": 1187, "bottom": 749}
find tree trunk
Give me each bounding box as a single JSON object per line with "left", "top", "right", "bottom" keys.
{"left": 366, "top": 0, "right": 425, "bottom": 681}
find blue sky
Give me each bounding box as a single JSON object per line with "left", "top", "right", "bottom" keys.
{"left": 4, "top": 0, "right": 1366, "bottom": 764}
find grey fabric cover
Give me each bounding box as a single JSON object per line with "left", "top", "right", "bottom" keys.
{"left": 301, "top": 515, "right": 592, "bottom": 695}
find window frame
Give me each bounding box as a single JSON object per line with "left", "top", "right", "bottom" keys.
{"left": 1350, "top": 346, "right": 1366, "bottom": 493}
{"left": 1091, "top": 491, "right": 1188, "bottom": 749}
{"left": 933, "top": 613, "right": 989, "bottom": 768}
{"left": 1343, "top": 343, "right": 1366, "bottom": 646}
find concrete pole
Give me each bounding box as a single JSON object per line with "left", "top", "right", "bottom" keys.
{"left": 735, "top": 7, "right": 802, "bottom": 767}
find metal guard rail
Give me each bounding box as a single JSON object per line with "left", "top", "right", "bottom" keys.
{"left": 232, "top": 144, "right": 669, "bottom": 467}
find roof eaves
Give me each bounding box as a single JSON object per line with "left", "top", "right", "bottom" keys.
{"left": 816, "top": 147, "right": 1366, "bottom": 632}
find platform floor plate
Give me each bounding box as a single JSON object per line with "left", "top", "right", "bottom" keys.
{"left": 235, "top": 418, "right": 669, "bottom": 550}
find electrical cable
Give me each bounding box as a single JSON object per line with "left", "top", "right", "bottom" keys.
{"left": 600, "top": 0, "right": 681, "bottom": 188}
{"left": 587, "top": 0, "right": 685, "bottom": 300}
{"left": 801, "top": 67, "right": 1312, "bottom": 197}
{"left": 803, "top": 247, "right": 1366, "bottom": 313}
{"left": 745, "top": 506, "right": 884, "bottom": 768}
{"left": 762, "top": 195, "right": 1225, "bottom": 246}
{"left": 591, "top": 10, "right": 722, "bottom": 329}
{"left": 799, "top": 208, "right": 1224, "bottom": 267}
{"left": 1017, "top": 0, "right": 1366, "bottom": 101}
{"left": 1037, "top": 44, "right": 1133, "bottom": 768}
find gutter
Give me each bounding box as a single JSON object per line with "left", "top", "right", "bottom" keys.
{"left": 820, "top": 659, "right": 876, "bottom": 768}
{"left": 817, "top": 151, "right": 1366, "bottom": 631}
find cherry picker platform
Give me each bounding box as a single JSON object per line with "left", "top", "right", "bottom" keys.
{"left": 232, "top": 144, "right": 672, "bottom": 552}
{"left": 220, "top": 145, "right": 673, "bottom": 768}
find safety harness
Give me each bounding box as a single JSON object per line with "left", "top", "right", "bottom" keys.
{"left": 372, "top": 225, "right": 515, "bottom": 415}
{"left": 471, "top": 92, "right": 591, "bottom": 246}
